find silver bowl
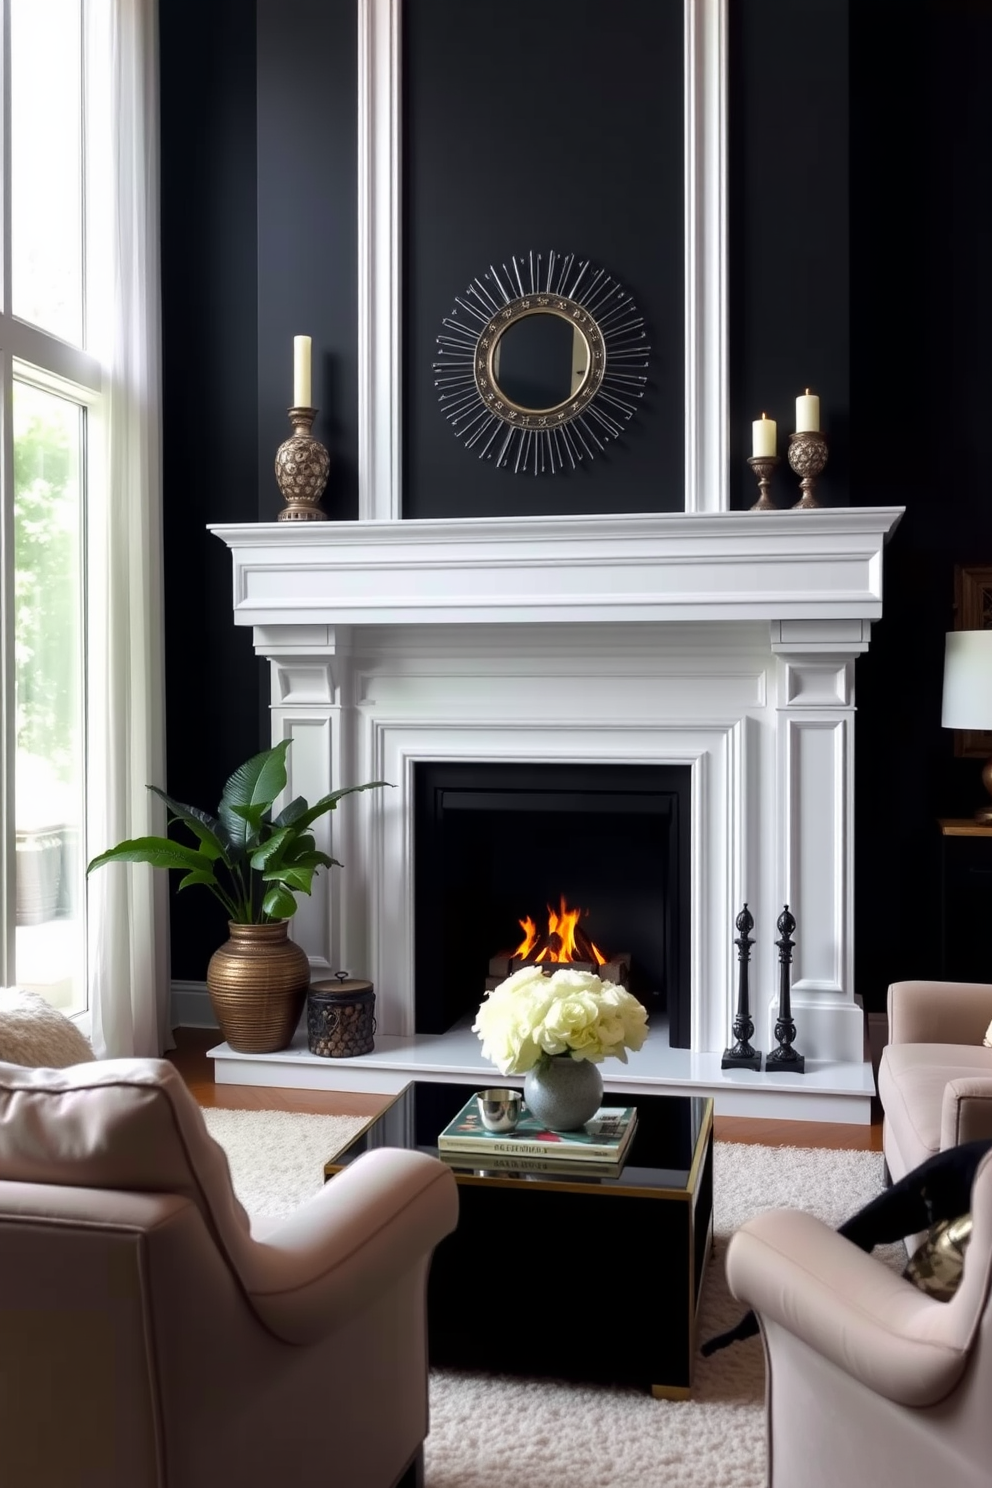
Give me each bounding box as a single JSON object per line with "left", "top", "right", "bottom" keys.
{"left": 476, "top": 1087, "right": 524, "bottom": 1132}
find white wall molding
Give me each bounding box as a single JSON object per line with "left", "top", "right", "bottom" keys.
{"left": 357, "top": 0, "right": 402, "bottom": 520}
{"left": 171, "top": 980, "right": 215, "bottom": 1030}
{"left": 359, "top": 715, "right": 743, "bottom": 1052}
{"left": 684, "top": 0, "right": 728, "bottom": 512}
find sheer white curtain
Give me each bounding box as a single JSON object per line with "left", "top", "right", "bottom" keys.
{"left": 85, "top": 0, "right": 169, "bottom": 1057}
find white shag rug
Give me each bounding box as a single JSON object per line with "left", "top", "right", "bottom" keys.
{"left": 200, "top": 1107, "right": 368, "bottom": 1219}
{"left": 201, "top": 1108, "right": 892, "bottom": 1488}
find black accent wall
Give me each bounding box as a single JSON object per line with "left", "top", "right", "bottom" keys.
{"left": 160, "top": 0, "right": 262, "bottom": 975}
{"left": 160, "top": 0, "right": 992, "bottom": 1008}
{"left": 402, "top": 0, "right": 684, "bottom": 516}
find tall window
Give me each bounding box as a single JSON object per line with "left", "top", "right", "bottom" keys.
{"left": 2, "top": 0, "right": 104, "bottom": 1015}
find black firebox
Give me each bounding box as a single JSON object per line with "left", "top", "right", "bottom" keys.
{"left": 413, "top": 761, "right": 692, "bottom": 1046}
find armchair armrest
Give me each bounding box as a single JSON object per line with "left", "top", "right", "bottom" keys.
{"left": 941, "top": 1076, "right": 992, "bottom": 1148}
{"left": 887, "top": 979, "right": 992, "bottom": 1046}
{"left": 725, "top": 1208, "right": 972, "bottom": 1408}
{"left": 238, "top": 1146, "right": 459, "bottom": 1344}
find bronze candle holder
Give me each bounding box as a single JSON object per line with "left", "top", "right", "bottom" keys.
{"left": 747, "top": 454, "right": 780, "bottom": 510}
{"left": 275, "top": 406, "right": 330, "bottom": 522}
{"left": 787, "top": 430, "right": 828, "bottom": 509}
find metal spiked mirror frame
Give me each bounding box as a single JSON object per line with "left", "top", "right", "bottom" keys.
{"left": 434, "top": 252, "right": 651, "bottom": 475}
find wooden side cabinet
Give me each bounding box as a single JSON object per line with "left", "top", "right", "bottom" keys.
{"left": 939, "top": 820, "right": 992, "bottom": 984}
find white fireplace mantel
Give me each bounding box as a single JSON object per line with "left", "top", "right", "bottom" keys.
{"left": 206, "top": 507, "right": 903, "bottom": 1123}
{"left": 210, "top": 508, "right": 903, "bottom": 630}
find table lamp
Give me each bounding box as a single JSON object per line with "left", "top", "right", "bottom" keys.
{"left": 942, "top": 629, "right": 992, "bottom": 823}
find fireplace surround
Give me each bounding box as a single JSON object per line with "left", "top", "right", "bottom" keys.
{"left": 204, "top": 507, "right": 903, "bottom": 1121}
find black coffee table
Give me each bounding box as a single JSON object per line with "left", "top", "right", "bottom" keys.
{"left": 326, "top": 1080, "right": 714, "bottom": 1397}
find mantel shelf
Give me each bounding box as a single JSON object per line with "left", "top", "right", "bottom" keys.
{"left": 209, "top": 506, "right": 904, "bottom": 630}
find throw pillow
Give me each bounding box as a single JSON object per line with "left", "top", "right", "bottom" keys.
{"left": 903, "top": 1213, "right": 973, "bottom": 1301}
{"left": 0, "top": 987, "right": 95, "bottom": 1068}
{"left": 984, "top": 1017, "right": 992, "bottom": 1047}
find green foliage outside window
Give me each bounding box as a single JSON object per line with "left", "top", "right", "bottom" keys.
{"left": 13, "top": 394, "right": 80, "bottom": 786}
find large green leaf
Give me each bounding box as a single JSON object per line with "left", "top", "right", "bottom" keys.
{"left": 249, "top": 829, "right": 294, "bottom": 871}
{"left": 286, "top": 779, "right": 390, "bottom": 834}
{"left": 261, "top": 864, "right": 315, "bottom": 893}
{"left": 147, "top": 787, "right": 228, "bottom": 862}
{"left": 262, "top": 882, "right": 298, "bottom": 918}
{"left": 218, "top": 741, "right": 290, "bottom": 851}
{"left": 284, "top": 831, "right": 317, "bottom": 858}
{"left": 178, "top": 868, "right": 222, "bottom": 892}
{"left": 272, "top": 795, "right": 308, "bottom": 829}
{"left": 87, "top": 837, "right": 214, "bottom": 875}
{"left": 284, "top": 846, "right": 338, "bottom": 872}
{"left": 225, "top": 801, "right": 268, "bottom": 837}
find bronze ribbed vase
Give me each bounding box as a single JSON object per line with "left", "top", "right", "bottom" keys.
{"left": 206, "top": 921, "right": 310, "bottom": 1053}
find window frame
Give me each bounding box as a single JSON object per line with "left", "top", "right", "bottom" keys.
{"left": 0, "top": 0, "right": 104, "bottom": 1002}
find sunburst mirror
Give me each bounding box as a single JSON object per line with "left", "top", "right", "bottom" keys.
{"left": 434, "top": 252, "right": 651, "bottom": 475}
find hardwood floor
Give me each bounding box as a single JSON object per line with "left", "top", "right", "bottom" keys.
{"left": 166, "top": 1027, "right": 884, "bottom": 1149}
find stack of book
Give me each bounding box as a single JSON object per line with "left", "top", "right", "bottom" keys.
{"left": 436, "top": 1095, "right": 638, "bottom": 1178}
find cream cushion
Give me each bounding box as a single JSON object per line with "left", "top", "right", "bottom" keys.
{"left": 0, "top": 987, "right": 94, "bottom": 1067}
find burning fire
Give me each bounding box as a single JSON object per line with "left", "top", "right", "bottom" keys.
{"left": 513, "top": 895, "right": 606, "bottom": 966}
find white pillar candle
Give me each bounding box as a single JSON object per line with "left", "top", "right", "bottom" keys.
{"left": 752, "top": 413, "right": 777, "bottom": 458}
{"left": 293, "top": 335, "right": 312, "bottom": 408}
{"left": 795, "top": 389, "right": 820, "bottom": 433}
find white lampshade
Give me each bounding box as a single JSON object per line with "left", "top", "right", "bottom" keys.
{"left": 942, "top": 630, "right": 992, "bottom": 729}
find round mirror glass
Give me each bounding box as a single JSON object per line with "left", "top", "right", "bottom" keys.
{"left": 490, "top": 312, "right": 588, "bottom": 412}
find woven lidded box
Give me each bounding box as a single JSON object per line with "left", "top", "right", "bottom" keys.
{"left": 306, "top": 975, "right": 376, "bottom": 1058}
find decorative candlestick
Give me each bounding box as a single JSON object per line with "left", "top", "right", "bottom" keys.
{"left": 747, "top": 454, "right": 780, "bottom": 510}
{"left": 787, "top": 430, "right": 828, "bottom": 509}
{"left": 765, "top": 904, "right": 805, "bottom": 1073}
{"left": 722, "top": 903, "right": 763, "bottom": 1071}
{"left": 275, "top": 407, "right": 330, "bottom": 522}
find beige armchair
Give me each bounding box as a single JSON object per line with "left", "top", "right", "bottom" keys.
{"left": 726, "top": 1148, "right": 992, "bottom": 1488}
{"left": 878, "top": 979, "right": 992, "bottom": 1187}
{"left": 0, "top": 1057, "right": 459, "bottom": 1488}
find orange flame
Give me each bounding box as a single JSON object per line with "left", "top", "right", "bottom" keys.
{"left": 513, "top": 895, "right": 606, "bottom": 965}
{"left": 516, "top": 915, "right": 539, "bottom": 958}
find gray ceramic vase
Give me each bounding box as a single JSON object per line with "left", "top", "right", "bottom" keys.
{"left": 523, "top": 1054, "right": 604, "bottom": 1132}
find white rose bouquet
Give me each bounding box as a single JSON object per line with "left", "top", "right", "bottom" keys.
{"left": 472, "top": 965, "right": 649, "bottom": 1076}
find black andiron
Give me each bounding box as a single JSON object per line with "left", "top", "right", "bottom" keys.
{"left": 721, "top": 903, "right": 762, "bottom": 1071}
{"left": 765, "top": 905, "right": 805, "bottom": 1074}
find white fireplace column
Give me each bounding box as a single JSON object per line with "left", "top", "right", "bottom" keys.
{"left": 769, "top": 618, "right": 870, "bottom": 1065}
{"left": 255, "top": 623, "right": 364, "bottom": 983}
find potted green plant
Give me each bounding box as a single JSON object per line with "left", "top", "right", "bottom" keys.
{"left": 87, "top": 739, "right": 389, "bottom": 1052}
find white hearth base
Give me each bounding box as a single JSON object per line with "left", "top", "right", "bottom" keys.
{"left": 208, "top": 1020, "right": 875, "bottom": 1125}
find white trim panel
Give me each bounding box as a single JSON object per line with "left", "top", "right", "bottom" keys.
{"left": 361, "top": 718, "right": 743, "bottom": 1055}
{"left": 684, "top": 0, "right": 728, "bottom": 512}
{"left": 357, "top": 0, "right": 402, "bottom": 521}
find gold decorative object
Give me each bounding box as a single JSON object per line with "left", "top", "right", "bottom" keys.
{"left": 206, "top": 920, "right": 311, "bottom": 1052}
{"left": 787, "top": 430, "right": 828, "bottom": 509}
{"left": 747, "top": 454, "right": 780, "bottom": 510}
{"left": 904, "top": 1212, "right": 973, "bottom": 1301}
{"left": 274, "top": 406, "right": 330, "bottom": 521}
{"left": 434, "top": 251, "right": 650, "bottom": 475}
